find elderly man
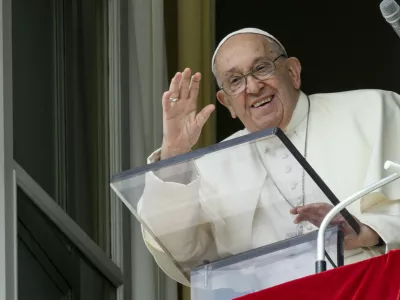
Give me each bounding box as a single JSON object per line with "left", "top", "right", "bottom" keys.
{"left": 139, "top": 28, "right": 400, "bottom": 286}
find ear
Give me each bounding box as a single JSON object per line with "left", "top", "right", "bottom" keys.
{"left": 286, "top": 57, "right": 302, "bottom": 90}
{"left": 217, "top": 90, "right": 237, "bottom": 118}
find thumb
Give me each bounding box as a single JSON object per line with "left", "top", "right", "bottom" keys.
{"left": 195, "top": 104, "right": 215, "bottom": 128}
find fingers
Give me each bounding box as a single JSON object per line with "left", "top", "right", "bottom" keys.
{"left": 293, "top": 213, "right": 337, "bottom": 227}
{"left": 290, "top": 204, "right": 318, "bottom": 215}
{"left": 291, "top": 203, "right": 328, "bottom": 215}
{"left": 293, "top": 214, "right": 313, "bottom": 224}
{"left": 189, "top": 72, "right": 201, "bottom": 101}
{"left": 166, "top": 68, "right": 201, "bottom": 102}
{"left": 162, "top": 91, "right": 173, "bottom": 112}
{"left": 180, "top": 68, "right": 192, "bottom": 99}
{"left": 296, "top": 203, "right": 332, "bottom": 215}
{"left": 169, "top": 72, "right": 182, "bottom": 98}
{"left": 293, "top": 211, "right": 343, "bottom": 226}
{"left": 293, "top": 214, "right": 305, "bottom": 224}
{"left": 195, "top": 104, "right": 215, "bottom": 128}
{"left": 292, "top": 208, "right": 320, "bottom": 224}
{"left": 163, "top": 68, "right": 204, "bottom": 123}
{"left": 164, "top": 70, "right": 191, "bottom": 111}
{"left": 291, "top": 203, "right": 338, "bottom": 227}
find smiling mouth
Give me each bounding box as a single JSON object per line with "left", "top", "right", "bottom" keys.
{"left": 251, "top": 95, "right": 274, "bottom": 108}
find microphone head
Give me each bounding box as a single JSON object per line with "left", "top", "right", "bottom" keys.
{"left": 380, "top": 0, "right": 400, "bottom": 22}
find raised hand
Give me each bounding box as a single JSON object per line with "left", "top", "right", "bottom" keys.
{"left": 160, "top": 68, "right": 215, "bottom": 160}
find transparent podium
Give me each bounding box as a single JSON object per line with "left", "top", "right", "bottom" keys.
{"left": 190, "top": 226, "right": 341, "bottom": 299}
{"left": 111, "top": 128, "right": 359, "bottom": 300}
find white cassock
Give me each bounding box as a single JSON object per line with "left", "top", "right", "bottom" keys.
{"left": 138, "top": 89, "right": 400, "bottom": 286}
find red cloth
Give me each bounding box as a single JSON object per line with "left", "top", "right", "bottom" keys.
{"left": 235, "top": 250, "right": 400, "bottom": 300}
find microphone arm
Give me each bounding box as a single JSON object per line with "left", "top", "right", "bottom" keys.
{"left": 316, "top": 161, "right": 400, "bottom": 273}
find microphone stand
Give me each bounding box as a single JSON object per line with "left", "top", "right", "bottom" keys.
{"left": 316, "top": 161, "right": 400, "bottom": 273}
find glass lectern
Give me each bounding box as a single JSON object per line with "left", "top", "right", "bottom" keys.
{"left": 111, "top": 128, "right": 358, "bottom": 300}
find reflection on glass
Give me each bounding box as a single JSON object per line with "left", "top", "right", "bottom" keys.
{"left": 190, "top": 226, "right": 339, "bottom": 299}
{"left": 12, "top": 0, "right": 111, "bottom": 255}
{"left": 17, "top": 187, "right": 116, "bottom": 300}
{"left": 111, "top": 128, "right": 349, "bottom": 287}
{"left": 18, "top": 239, "right": 66, "bottom": 300}
{"left": 13, "top": 0, "right": 56, "bottom": 200}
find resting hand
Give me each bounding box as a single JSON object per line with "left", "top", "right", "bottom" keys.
{"left": 290, "top": 203, "right": 381, "bottom": 250}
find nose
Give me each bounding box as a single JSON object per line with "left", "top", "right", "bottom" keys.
{"left": 245, "top": 75, "right": 263, "bottom": 94}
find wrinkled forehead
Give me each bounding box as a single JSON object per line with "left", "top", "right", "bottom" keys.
{"left": 214, "top": 34, "right": 272, "bottom": 75}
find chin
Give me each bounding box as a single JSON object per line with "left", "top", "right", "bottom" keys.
{"left": 256, "top": 119, "right": 281, "bottom": 131}
{"left": 246, "top": 123, "right": 277, "bottom": 133}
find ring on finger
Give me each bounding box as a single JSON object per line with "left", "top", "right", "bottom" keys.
{"left": 169, "top": 97, "right": 179, "bottom": 102}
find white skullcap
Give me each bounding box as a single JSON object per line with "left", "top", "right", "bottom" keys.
{"left": 211, "top": 28, "right": 287, "bottom": 73}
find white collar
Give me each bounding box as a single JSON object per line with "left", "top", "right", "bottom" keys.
{"left": 285, "top": 91, "right": 309, "bottom": 132}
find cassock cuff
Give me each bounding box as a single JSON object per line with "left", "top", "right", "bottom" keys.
{"left": 357, "top": 213, "right": 400, "bottom": 253}
{"left": 148, "top": 148, "right": 162, "bottom": 163}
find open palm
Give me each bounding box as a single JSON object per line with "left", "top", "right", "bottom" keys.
{"left": 161, "top": 68, "right": 215, "bottom": 159}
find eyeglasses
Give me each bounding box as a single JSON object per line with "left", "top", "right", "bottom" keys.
{"left": 219, "top": 54, "right": 287, "bottom": 96}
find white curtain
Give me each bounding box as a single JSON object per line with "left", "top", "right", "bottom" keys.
{"left": 127, "top": 0, "right": 178, "bottom": 299}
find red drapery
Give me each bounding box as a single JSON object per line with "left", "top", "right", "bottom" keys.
{"left": 236, "top": 250, "right": 400, "bottom": 300}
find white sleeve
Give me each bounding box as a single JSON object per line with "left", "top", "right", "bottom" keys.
{"left": 138, "top": 148, "right": 217, "bottom": 284}
{"left": 357, "top": 91, "right": 400, "bottom": 252}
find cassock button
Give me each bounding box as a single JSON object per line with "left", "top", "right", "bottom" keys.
{"left": 297, "top": 196, "right": 303, "bottom": 206}
{"left": 267, "top": 148, "right": 276, "bottom": 156}
{"left": 282, "top": 152, "right": 290, "bottom": 159}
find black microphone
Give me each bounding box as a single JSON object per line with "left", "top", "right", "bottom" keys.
{"left": 380, "top": 0, "right": 400, "bottom": 38}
